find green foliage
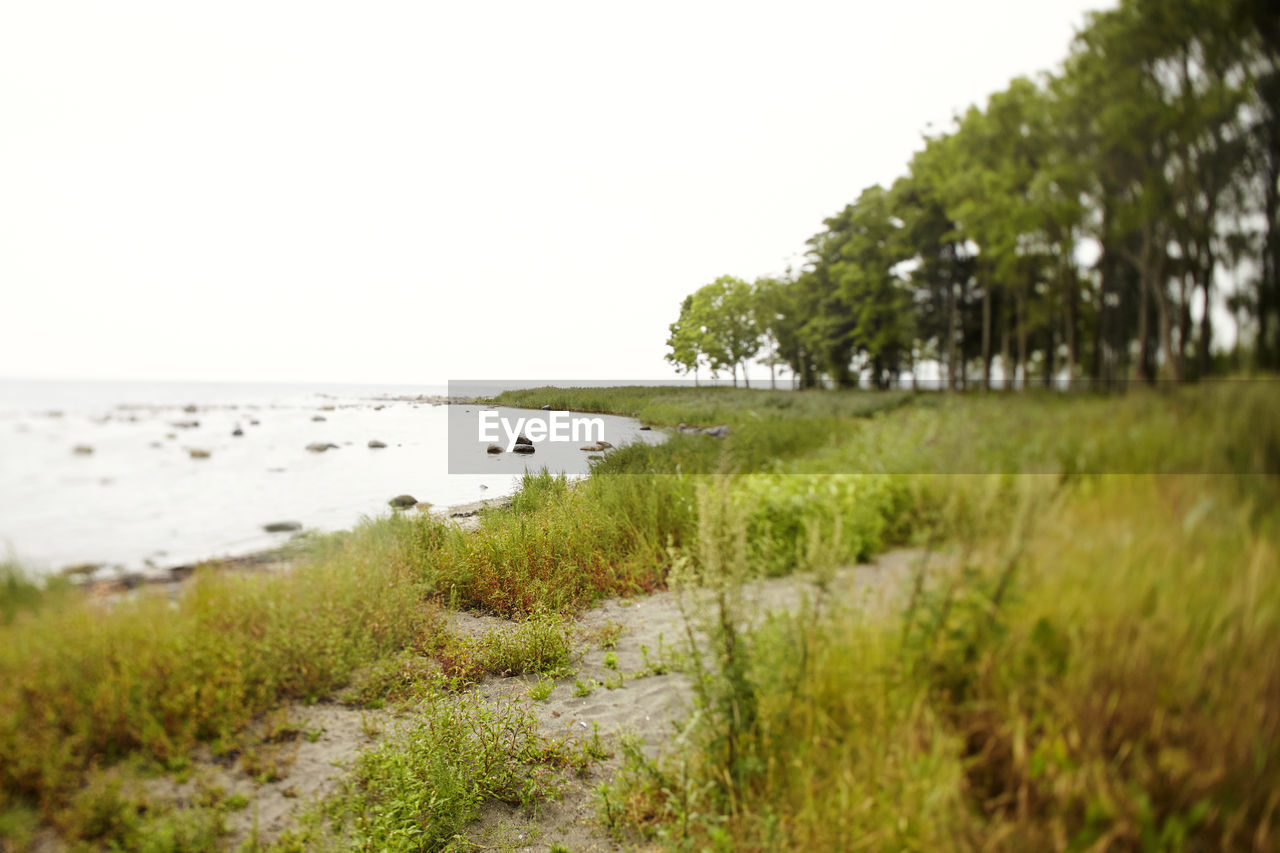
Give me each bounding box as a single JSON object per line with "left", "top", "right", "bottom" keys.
{"left": 0, "top": 561, "right": 71, "bottom": 625}
{"left": 611, "top": 470, "right": 1280, "bottom": 849}
{"left": 660, "top": 0, "right": 1278, "bottom": 385}
{"left": 327, "top": 691, "right": 591, "bottom": 852}
{"left": 0, "top": 517, "right": 428, "bottom": 817}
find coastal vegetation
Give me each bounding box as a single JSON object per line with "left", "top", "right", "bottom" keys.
{"left": 3, "top": 0, "right": 1279, "bottom": 847}
{"left": 0, "top": 380, "right": 1277, "bottom": 850}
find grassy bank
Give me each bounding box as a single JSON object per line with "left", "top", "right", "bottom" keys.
{"left": 2, "top": 382, "right": 1278, "bottom": 849}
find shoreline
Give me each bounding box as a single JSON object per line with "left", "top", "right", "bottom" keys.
{"left": 69, "top": 495, "right": 514, "bottom": 599}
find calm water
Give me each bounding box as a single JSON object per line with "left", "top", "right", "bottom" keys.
{"left": 0, "top": 380, "right": 658, "bottom": 577}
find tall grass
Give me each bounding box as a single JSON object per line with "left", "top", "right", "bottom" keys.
{"left": 605, "top": 472, "right": 1280, "bottom": 847}
{"left": 0, "top": 517, "right": 430, "bottom": 818}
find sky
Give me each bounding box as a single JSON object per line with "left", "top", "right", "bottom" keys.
{"left": 0, "top": 1, "right": 1113, "bottom": 386}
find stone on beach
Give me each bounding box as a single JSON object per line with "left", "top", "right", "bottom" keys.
{"left": 676, "top": 423, "right": 730, "bottom": 438}
{"left": 486, "top": 444, "right": 503, "bottom": 454}
{"left": 388, "top": 494, "right": 417, "bottom": 509}
{"left": 513, "top": 444, "right": 535, "bottom": 454}
{"left": 232, "top": 425, "right": 244, "bottom": 436}
{"left": 263, "top": 521, "right": 302, "bottom": 533}
{"left": 306, "top": 442, "right": 339, "bottom": 453}
{"left": 312, "top": 415, "right": 327, "bottom": 422}
{"left": 368, "top": 439, "right": 387, "bottom": 448}
{"left": 263, "top": 521, "right": 303, "bottom": 533}
{"left": 189, "top": 448, "right": 211, "bottom": 459}
{"left": 73, "top": 444, "right": 94, "bottom": 455}
{"left": 515, "top": 434, "right": 533, "bottom": 447}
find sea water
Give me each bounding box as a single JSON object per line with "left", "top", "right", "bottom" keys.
{"left": 0, "top": 380, "right": 659, "bottom": 575}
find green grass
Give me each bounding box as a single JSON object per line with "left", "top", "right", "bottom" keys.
{"left": 273, "top": 690, "right": 601, "bottom": 852}
{"left": 2, "top": 381, "right": 1278, "bottom": 848}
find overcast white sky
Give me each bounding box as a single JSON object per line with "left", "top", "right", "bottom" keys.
{"left": 1, "top": 1, "right": 1111, "bottom": 385}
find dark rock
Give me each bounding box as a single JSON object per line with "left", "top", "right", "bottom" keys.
{"left": 514, "top": 434, "right": 533, "bottom": 447}
{"left": 486, "top": 444, "right": 503, "bottom": 454}
{"left": 172, "top": 420, "right": 200, "bottom": 429}
{"left": 73, "top": 444, "right": 94, "bottom": 455}
{"left": 639, "top": 425, "right": 652, "bottom": 431}
{"left": 597, "top": 440, "right": 613, "bottom": 449}
{"left": 312, "top": 415, "right": 327, "bottom": 422}
{"left": 368, "top": 439, "right": 387, "bottom": 448}
{"left": 513, "top": 444, "right": 535, "bottom": 454}
{"left": 306, "top": 442, "right": 339, "bottom": 453}
{"left": 580, "top": 443, "right": 605, "bottom": 452}
{"left": 388, "top": 494, "right": 417, "bottom": 509}
{"left": 232, "top": 426, "right": 244, "bottom": 436}
{"left": 183, "top": 404, "right": 198, "bottom": 413}
{"left": 119, "top": 572, "right": 146, "bottom": 590}
{"left": 263, "top": 521, "right": 303, "bottom": 533}
{"left": 167, "top": 564, "right": 197, "bottom": 581}
{"left": 249, "top": 419, "right": 260, "bottom": 426}
{"left": 60, "top": 562, "right": 102, "bottom": 578}
{"left": 676, "top": 424, "right": 731, "bottom": 438}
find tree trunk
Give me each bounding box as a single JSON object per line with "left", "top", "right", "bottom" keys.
{"left": 1001, "top": 298, "right": 1012, "bottom": 390}
{"left": 945, "top": 277, "right": 957, "bottom": 392}
{"left": 982, "top": 282, "right": 993, "bottom": 391}
{"left": 1017, "top": 280, "right": 1029, "bottom": 390}
{"left": 1065, "top": 259, "right": 1078, "bottom": 385}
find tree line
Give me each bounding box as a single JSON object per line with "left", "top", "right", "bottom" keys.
{"left": 666, "top": 0, "right": 1280, "bottom": 389}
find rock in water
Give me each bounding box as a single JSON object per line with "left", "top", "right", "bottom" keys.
{"left": 514, "top": 434, "right": 533, "bottom": 447}
{"left": 306, "top": 442, "right": 339, "bottom": 453}
{"left": 513, "top": 444, "right": 535, "bottom": 454}
{"left": 263, "top": 521, "right": 302, "bottom": 533}
{"left": 540, "top": 404, "right": 551, "bottom": 410}
{"left": 232, "top": 425, "right": 244, "bottom": 436}
{"left": 368, "top": 439, "right": 387, "bottom": 448}
{"left": 639, "top": 425, "right": 651, "bottom": 431}
{"left": 72, "top": 444, "right": 94, "bottom": 455}
{"left": 312, "top": 415, "right": 327, "bottom": 422}
{"left": 388, "top": 494, "right": 417, "bottom": 509}
{"left": 189, "top": 448, "right": 211, "bottom": 459}
{"left": 486, "top": 444, "right": 503, "bottom": 454}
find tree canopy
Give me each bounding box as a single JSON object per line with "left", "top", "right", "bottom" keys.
{"left": 666, "top": 0, "right": 1280, "bottom": 388}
